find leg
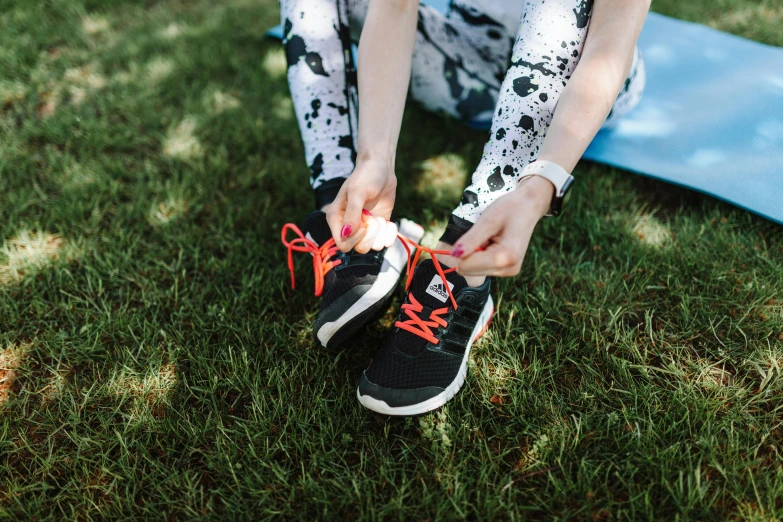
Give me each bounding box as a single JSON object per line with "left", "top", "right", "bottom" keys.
{"left": 602, "top": 44, "right": 646, "bottom": 128}
{"left": 408, "top": 1, "right": 513, "bottom": 123}
{"left": 280, "top": 0, "right": 365, "bottom": 209}
{"left": 281, "top": 0, "right": 509, "bottom": 208}
{"left": 441, "top": 0, "right": 596, "bottom": 243}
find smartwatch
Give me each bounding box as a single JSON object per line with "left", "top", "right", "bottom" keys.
{"left": 516, "top": 160, "right": 574, "bottom": 217}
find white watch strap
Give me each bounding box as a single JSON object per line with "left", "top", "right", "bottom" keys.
{"left": 516, "top": 160, "right": 571, "bottom": 197}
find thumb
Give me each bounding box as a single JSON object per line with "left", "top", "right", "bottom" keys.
{"left": 343, "top": 188, "right": 366, "bottom": 233}
{"left": 335, "top": 188, "right": 368, "bottom": 252}
{"left": 326, "top": 188, "right": 348, "bottom": 244}
{"left": 449, "top": 216, "right": 501, "bottom": 260}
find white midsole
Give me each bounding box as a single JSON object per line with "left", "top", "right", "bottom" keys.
{"left": 316, "top": 219, "right": 424, "bottom": 346}
{"left": 357, "top": 295, "right": 494, "bottom": 416}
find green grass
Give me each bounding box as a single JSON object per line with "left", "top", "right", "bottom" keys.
{"left": 1, "top": 0, "right": 782, "bottom": 519}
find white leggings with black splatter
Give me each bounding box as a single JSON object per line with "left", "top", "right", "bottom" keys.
{"left": 280, "top": 0, "right": 645, "bottom": 242}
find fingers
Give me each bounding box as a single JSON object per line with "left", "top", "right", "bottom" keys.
{"left": 370, "top": 217, "right": 387, "bottom": 251}
{"left": 327, "top": 192, "right": 398, "bottom": 254}
{"left": 383, "top": 221, "right": 398, "bottom": 248}
{"left": 343, "top": 186, "right": 366, "bottom": 233}
{"left": 449, "top": 213, "right": 502, "bottom": 260}
{"left": 325, "top": 188, "right": 347, "bottom": 245}
{"left": 348, "top": 215, "right": 398, "bottom": 253}
{"left": 456, "top": 244, "right": 522, "bottom": 277}
{"left": 355, "top": 215, "right": 381, "bottom": 254}
{"left": 328, "top": 189, "right": 369, "bottom": 252}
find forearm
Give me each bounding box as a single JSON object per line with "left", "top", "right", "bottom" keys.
{"left": 538, "top": 0, "right": 648, "bottom": 173}
{"left": 536, "top": 47, "right": 634, "bottom": 173}
{"left": 356, "top": 0, "right": 420, "bottom": 165}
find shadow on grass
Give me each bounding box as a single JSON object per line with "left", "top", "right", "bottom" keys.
{"left": 1, "top": 0, "right": 783, "bottom": 519}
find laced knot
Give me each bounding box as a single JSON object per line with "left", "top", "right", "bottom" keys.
{"left": 281, "top": 224, "right": 342, "bottom": 296}
{"left": 396, "top": 235, "right": 458, "bottom": 309}
{"left": 394, "top": 236, "right": 458, "bottom": 345}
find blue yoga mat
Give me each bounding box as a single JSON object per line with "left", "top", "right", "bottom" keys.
{"left": 268, "top": 7, "right": 783, "bottom": 225}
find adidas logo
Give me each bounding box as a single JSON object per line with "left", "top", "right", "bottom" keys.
{"left": 425, "top": 274, "right": 455, "bottom": 303}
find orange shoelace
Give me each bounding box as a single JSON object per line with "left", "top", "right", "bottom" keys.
{"left": 281, "top": 224, "right": 459, "bottom": 344}
{"left": 394, "top": 235, "right": 458, "bottom": 345}
{"left": 281, "top": 224, "right": 343, "bottom": 297}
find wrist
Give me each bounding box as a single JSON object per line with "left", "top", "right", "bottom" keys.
{"left": 514, "top": 175, "right": 556, "bottom": 218}
{"left": 356, "top": 148, "right": 395, "bottom": 169}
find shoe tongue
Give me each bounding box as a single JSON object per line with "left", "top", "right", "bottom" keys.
{"left": 301, "top": 211, "right": 333, "bottom": 246}
{"left": 408, "top": 258, "right": 467, "bottom": 309}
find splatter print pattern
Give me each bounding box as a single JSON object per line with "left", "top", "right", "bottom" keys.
{"left": 279, "top": 0, "right": 645, "bottom": 221}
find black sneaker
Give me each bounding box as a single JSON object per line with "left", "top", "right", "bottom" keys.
{"left": 357, "top": 258, "right": 494, "bottom": 415}
{"left": 282, "top": 211, "right": 424, "bottom": 350}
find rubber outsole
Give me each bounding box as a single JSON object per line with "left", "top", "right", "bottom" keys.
{"left": 357, "top": 295, "right": 494, "bottom": 416}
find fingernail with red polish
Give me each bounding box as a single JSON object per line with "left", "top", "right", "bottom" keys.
{"left": 341, "top": 224, "right": 353, "bottom": 239}
{"left": 362, "top": 209, "right": 373, "bottom": 216}
{"left": 450, "top": 245, "right": 465, "bottom": 258}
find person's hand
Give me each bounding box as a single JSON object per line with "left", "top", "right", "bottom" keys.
{"left": 326, "top": 158, "right": 398, "bottom": 253}
{"left": 451, "top": 176, "right": 555, "bottom": 277}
